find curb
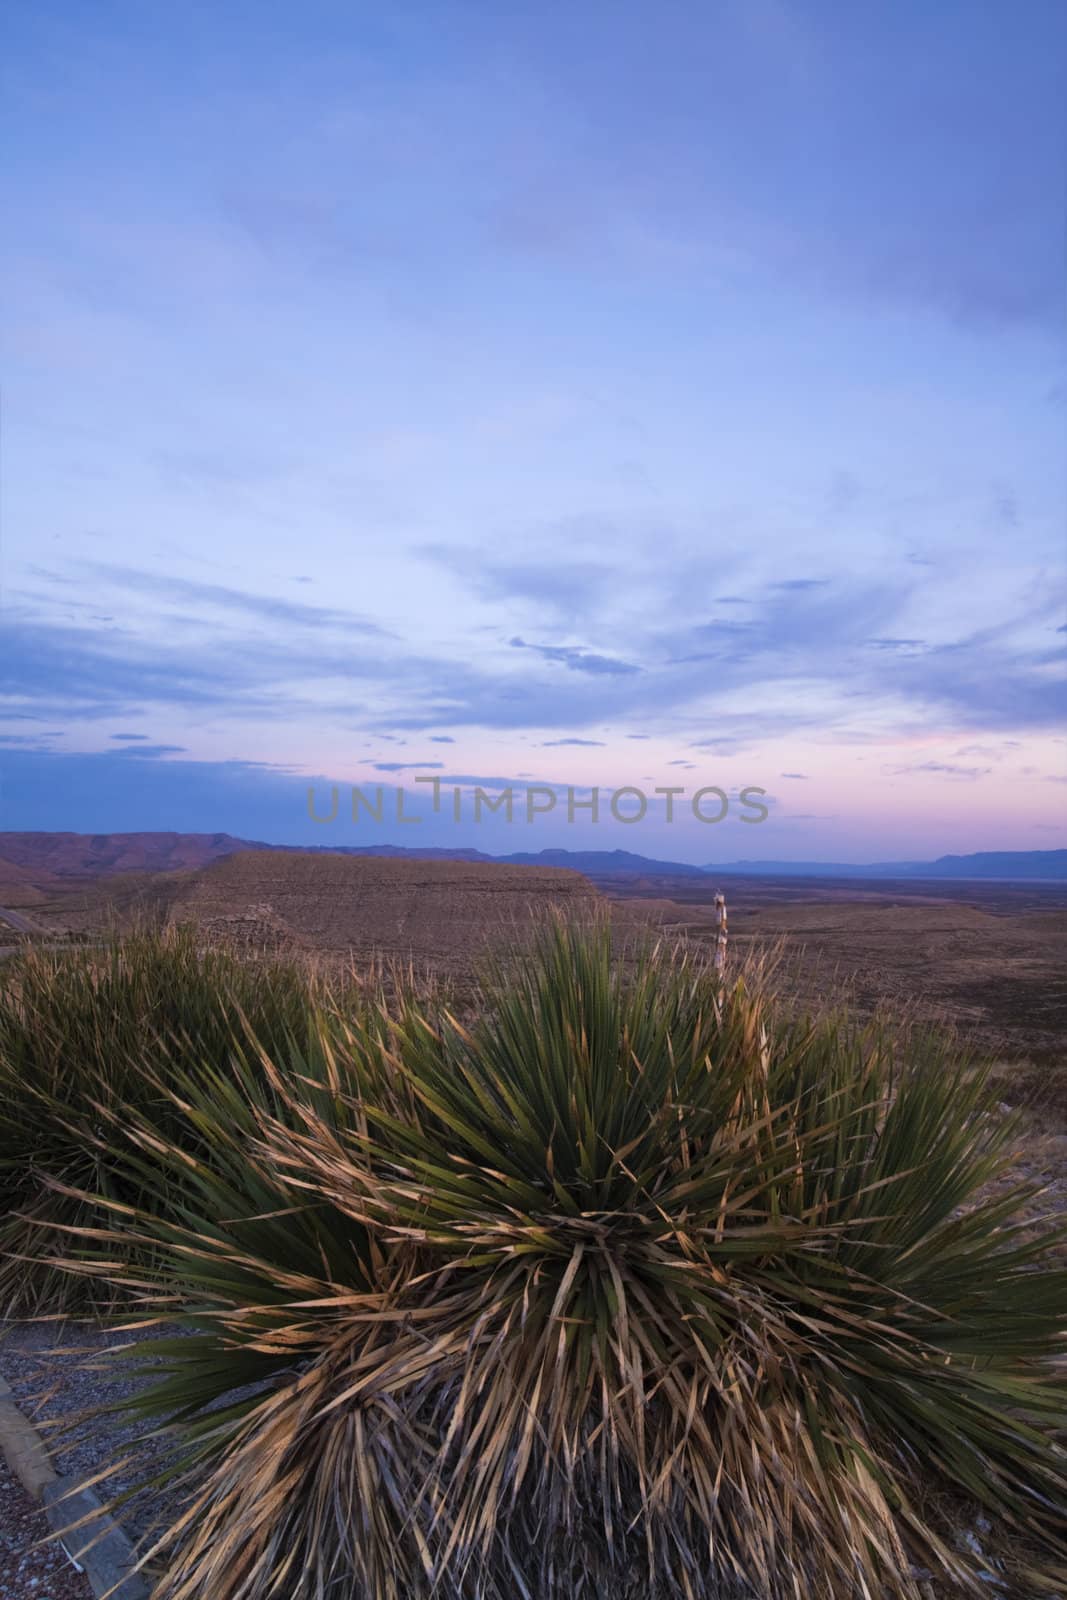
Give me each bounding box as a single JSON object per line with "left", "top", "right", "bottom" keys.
{"left": 0, "top": 1369, "right": 55, "bottom": 1497}
{"left": 0, "top": 1373, "right": 149, "bottom": 1599}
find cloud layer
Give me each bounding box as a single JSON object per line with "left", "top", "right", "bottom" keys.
{"left": 2, "top": 3, "right": 1064, "bottom": 855}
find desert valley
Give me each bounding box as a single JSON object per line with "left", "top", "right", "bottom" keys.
{"left": 2, "top": 830, "right": 1066, "bottom": 1599}
{"left": 4, "top": 831, "right": 1066, "bottom": 1080}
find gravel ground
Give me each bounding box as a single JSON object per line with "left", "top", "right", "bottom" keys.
{"left": 0, "top": 1321, "right": 179, "bottom": 1555}
{"left": 0, "top": 1459, "right": 93, "bottom": 1600}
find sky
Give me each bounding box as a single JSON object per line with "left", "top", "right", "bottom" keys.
{"left": 2, "top": 0, "right": 1065, "bottom": 863}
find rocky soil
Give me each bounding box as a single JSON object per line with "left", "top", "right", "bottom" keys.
{"left": 0, "top": 1459, "right": 92, "bottom": 1600}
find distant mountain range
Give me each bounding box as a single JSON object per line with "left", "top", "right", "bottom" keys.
{"left": 709, "top": 851, "right": 1067, "bottom": 881}
{"left": 1, "top": 832, "right": 1064, "bottom": 884}
{"left": 498, "top": 848, "right": 709, "bottom": 877}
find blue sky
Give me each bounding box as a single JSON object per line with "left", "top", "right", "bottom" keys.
{"left": 2, "top": 1, "right": 1065, "bottom": 861}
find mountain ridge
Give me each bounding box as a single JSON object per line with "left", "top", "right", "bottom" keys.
{"left": 1, "top": 833, "right": 1064, "bottom": 883}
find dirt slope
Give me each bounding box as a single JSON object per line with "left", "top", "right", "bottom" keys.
{"left": 168, "top": 851, "right": 599, "bottom": 965}
{"left": 0, "top": 857, "right": 53, "bottom": 906}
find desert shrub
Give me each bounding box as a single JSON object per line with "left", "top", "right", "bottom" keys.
{"left": 54, "top": 923, "right": 1067, "bottom": 1598}
{"left": 0, "top": 925, "right": 322, "bottom": 1315}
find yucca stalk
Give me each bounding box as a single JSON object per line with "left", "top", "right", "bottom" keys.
{"left": 0, "top": 925, "right": 321, "bottom": 1315}
{"left": 48, "top": 922, "right": 1067, "bottom": 1598}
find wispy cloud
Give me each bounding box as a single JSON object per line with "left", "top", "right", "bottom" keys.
{"left": 109, "top": 743, "right": 187, "bottom": 759}
{"left": 509, "top": 637, "right": 641, "bottom": 677}
{"left": 420, "top": 546, "right": 611, "bottom": 619}
{"left": 373, "top": 761, "right": 445, "bottom": 772}
{"left": 7, "top": 563, "right": 1064, "bottom": 753}
{"left": 82, "top": 563, "right": 391, "bottom": 636}
{"left": 885, "top": 761, "right": 991, "bottom": 780}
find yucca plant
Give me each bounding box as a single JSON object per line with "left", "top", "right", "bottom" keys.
{"left": 0, "top": 925, "right": 321, "bottom": 1315}
{"left": 51, "top": 922, "right": 1067, "bottom": 1598}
